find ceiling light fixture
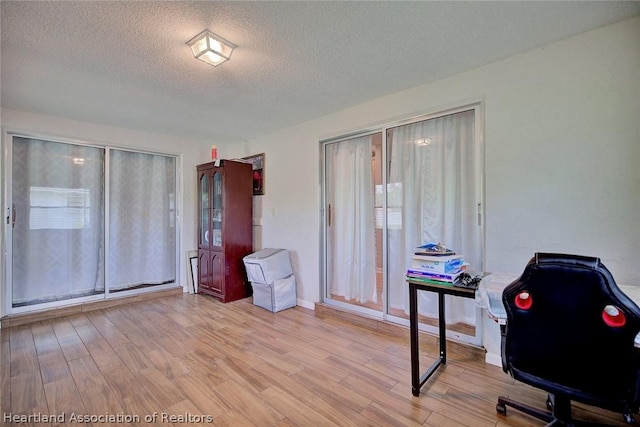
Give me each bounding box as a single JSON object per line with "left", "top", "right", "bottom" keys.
{"left": 187, "top": 29, "right": 236, "bottom": 67}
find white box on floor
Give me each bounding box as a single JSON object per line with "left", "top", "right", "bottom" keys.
{"left": 251, "top": 275, "right": 297, "bottom": 313}
{"left": 243, "top": 248, "right": 293, "bottom": 284}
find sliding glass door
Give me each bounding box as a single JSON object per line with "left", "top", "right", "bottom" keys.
{"left": 5, "top": 134, "right": 178, "bottom": 313}
{"left": 321, "top": 105, "right": 484, "bottom": 343}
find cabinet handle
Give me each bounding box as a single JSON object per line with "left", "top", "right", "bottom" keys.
{"left": 12, "top": 204, "right": 16, "bottom": 229}
{"left": 328, "top": 204, "right": 331, "bottom": 227}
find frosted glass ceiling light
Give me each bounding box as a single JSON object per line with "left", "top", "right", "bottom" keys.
{"left": 187, "top": 30, "right": 236, "bottom": 67}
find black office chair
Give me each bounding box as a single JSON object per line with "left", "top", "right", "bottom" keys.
{"left": 497, "top": 253, "right": 640, "bottom": 426}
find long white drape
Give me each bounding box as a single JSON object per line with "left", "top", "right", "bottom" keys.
{"left": 11, "top": 137, "right": 105, "bottom": 305}
{"left": 109, "top": 150, "right": 176, "bottom": 290}
{"left": 387, "top": 110, "right": 479, "bottom": 324}
{"left": 326, "top": 135, "right": 377, "bottom": 303}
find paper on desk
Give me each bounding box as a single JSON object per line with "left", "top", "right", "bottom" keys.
{"left": 475, "top": 272, "right": 519, "bottom": 323}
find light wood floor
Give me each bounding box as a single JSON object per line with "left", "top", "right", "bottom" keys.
{"left": 0, "top": 294, "right": 632, "bottom": 426}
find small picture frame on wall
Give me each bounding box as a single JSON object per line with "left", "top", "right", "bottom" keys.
{"left": 242, "top": 153, "right": 265, "bottom": 195}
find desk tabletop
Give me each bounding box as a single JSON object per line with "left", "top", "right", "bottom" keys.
{"left": 406, "top": 278, "right": 477, "bottom": 298}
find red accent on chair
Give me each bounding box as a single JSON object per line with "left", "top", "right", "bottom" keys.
{"left": 515, "top": 291, "right": 533, "bottom": 310}
{"left": 603, "top": 305, "right": 627, "bottom": 327}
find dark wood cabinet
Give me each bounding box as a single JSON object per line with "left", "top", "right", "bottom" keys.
{"left": 197, "top": 160, "right": 253, "bottom": 302}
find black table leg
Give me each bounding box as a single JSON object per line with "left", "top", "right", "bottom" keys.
{"left": 438, "top": 291, "right": 446, "bottom": 364}
{"left": 411, "top": 284, "right": 449, "bottom": 396}
{"left": 410, "top": 283, "right": 420, "bottom": 396}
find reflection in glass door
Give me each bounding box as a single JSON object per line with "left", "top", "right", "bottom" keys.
{"left": 324, "top": 132, "right": 383, "bottom": 315}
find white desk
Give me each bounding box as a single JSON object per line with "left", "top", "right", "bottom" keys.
{"left": 476, "top": 273, "right": 640, "bottom": 348}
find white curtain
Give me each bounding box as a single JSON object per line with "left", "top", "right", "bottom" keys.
{"left": 387, "top": 110, "right": 480, "bottom": 324}
{"left": 11, "top": 137, "right": 105, "bottom": 305}
{"left": 109, "top": 150, "right": 176, "bottom": 290}
{"left": 326, "top": 136, "right": 377, "bottom": 303}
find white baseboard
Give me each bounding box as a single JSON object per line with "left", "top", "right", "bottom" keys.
{"left": 485, "top": 352, "right": 502, "bottom": 367}
{"left": 296, "top": 298, "right": 315, "bottom": 310}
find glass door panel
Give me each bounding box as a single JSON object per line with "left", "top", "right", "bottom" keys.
{"left": 108, "top": 150, "right": 176, "bottom": 292}
{"left": 200, "top": 173, "right": 210, "bottom": 247}
{"left": 324, "top": 132, "right": 383, "bottom": 314}
{"left": 11, "top": 137, "right": 105, "bottom": 308}
{"left": 386, "top": 109, "right": 481, "bottom": 339}
{"left": 212, "top": 171, "right": 222, "bottom": 247}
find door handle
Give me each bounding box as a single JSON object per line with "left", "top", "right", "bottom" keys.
{"left": 328, "top": 204, "right": 331, "bottom": 227}
{"left": 12, "top": 204, "right": 16, "bottom": 228}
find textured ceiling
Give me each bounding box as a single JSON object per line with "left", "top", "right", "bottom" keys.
{"left": 2, "top": 1, "right": 639, "bottom": 143}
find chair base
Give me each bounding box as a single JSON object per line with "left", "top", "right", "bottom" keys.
{"left": 497, "top": 393, "right": 636, "bottom": 426}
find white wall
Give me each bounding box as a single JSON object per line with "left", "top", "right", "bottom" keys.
{"left": 224, "top": 16, "right": 640, "bottom": 306}
{"left": 0, "top": 109, "right": 213, "bottom": 316}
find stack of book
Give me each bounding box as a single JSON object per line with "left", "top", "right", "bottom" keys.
{"left": 406, "top": 252, "right": 466, "bottom": 286}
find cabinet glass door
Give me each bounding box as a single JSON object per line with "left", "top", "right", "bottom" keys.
{"left": 212, "top": 171, "right": 223, "bottom": 247}
{"left": 200, "top": 173, "right": 210, "bottom": 246}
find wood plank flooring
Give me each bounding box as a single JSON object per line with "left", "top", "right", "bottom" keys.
{"left": 0, "top": 294, "right": 632, "bottom": 426}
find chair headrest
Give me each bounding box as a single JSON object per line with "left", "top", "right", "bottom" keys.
{"left": 534, "top": 252, "right": 600, "bottom": 269}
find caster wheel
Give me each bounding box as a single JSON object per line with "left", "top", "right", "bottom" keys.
{"left": 623, "top": 412, "right": 636, "bottom": 424}
{"left": 496, "top": 403, "right": 507, "bottom": 416}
